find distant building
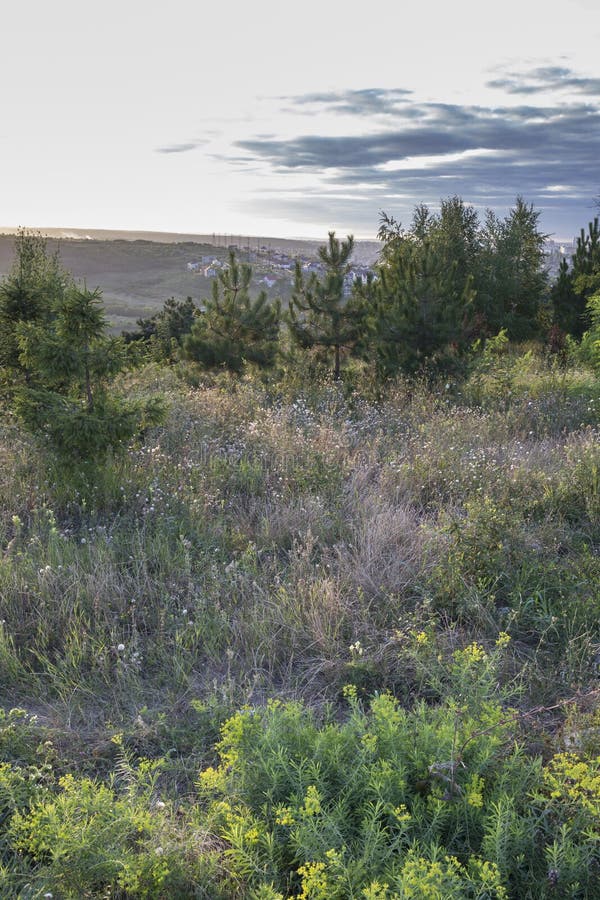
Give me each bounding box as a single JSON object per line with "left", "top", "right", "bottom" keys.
{"left": 343, "top": 268, "right": 375, "bottom": 294}
{"left": 544, "top": 239, "right": 576, "bottom": 278}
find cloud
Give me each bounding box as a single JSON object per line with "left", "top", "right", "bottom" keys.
{"left": 281, "top": 88, "right": 413, "bottom": 117}
{"left": 233, "top": 103, "right": 598, "bottom": 190}
{"left": 156, "top": 139, "right": 209, "bottom": 154}
{"left": 486, "top": 65, "right": 600, "bottom": 96}
{"left": 221, "top": 72, "right": 599, "bottom": 236}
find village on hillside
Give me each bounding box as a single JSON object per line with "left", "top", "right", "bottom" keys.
{"left": 186, "top": 243, "right": 376, "bottom": 295}
{"left": 185, "top": 238, "right": 578, "bottom": 291}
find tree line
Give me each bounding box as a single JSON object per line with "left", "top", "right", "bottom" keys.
{"left": 126, "top": 195, "right": 600, "bottom": 380}
{"left": 2, "top": 194, "right": 600, "bottom": 465}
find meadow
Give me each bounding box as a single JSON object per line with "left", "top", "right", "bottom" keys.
{"left": 1, "top": 350, "right": 600, "bottom": 897}
{"left": 0, "top": 232, "right": 379, "bottom": 334}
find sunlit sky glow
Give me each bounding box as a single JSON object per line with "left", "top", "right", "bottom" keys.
{"left": 2, "top": 0, "right": 599, "bottom": 240}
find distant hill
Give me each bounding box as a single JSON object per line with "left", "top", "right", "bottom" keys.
{"left": 0, "top": 228, "right": 381, "bottom": 333}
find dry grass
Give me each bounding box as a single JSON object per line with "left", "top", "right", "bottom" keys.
{"left": 0, "top": 359, "right": 599, "bottom": 734}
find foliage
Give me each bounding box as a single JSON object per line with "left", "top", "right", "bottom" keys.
{"left": 12, "top": 284, "right": 165, "bottom": 462}
{"left": 0, "top": 229, "right": 69, "bottom": 396}
{"left": 288, "top": 232, "right": 365, "bottom": 380}
{"left": 572, "top": 219, "right": 600, "bottom": 304}
{"left": 4, "top": 753, "right": 222, "bottom": 897}
{"left": 0, "top": 279, "right": 600, "bottom": 896}
{"left": 551, "top": 219, "right": 600, "bottom": 340}
{"left": 578, "top": 292, "right": 600, "bottom": 370}
{"left": 0, "top": 236, "right": 166, "bottom": 466}
{"left": 369, "top": 196, "right": 548, "bottom": 379}
{"left": 2, "top": 638, "right": 599, "bottom": 897}
{"left": 475, "top": 198, "right": 548, "bottom": 340}
{"left": 124, "top": 295, "right": 200, "bottom": 362}
{"left": 551, "top": 258, "right": 582, "bottom": 338}
{"left": 184, "top": 251, "right": 281, "bottom": 372}
{"left": 361, "top": 221, "right": 476, "bottom": 378}
{"left": 191, "top": 640, "right": 599, "bottom": 897}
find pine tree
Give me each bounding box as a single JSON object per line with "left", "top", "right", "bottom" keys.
{"left": 573, "top": 218, "right": 600, "bottom": 287}
{"left": 364, "top": 233, "right": 475, "bottom": 378}
{"left": 551, "top": 258, "right": 582, "bottom": 337}
{"left": 183, "top": 252, "right": 280, "bottom": 372}
{"left": 0, "top": 229, "right": 68, "bottom": 392}
{"left": 125, "top": 296, "right": 200, "bottom": 362}
{"left": 288, "top": 232, "right": 364, "bottom": 380}
{"left": 488, "top": 197, "right": 548, "bottom": 339}
{"left": 13, "top": 284, "right": 164, "bottom": 462}
{"left": 569, "top": 218, "right": 600, "bottom": 336}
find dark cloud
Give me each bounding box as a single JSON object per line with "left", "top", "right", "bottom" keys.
{"left": 234, "top": 104, "right": 598, "bottom": 183}
{"left": 486, "top": 65, "right": 600, "bottom": 96}
{"left": 224, "top": 75, "right": 599, "bottom": 237}
{"left": 282, "top": 88, "right": 413, "bottom": 117}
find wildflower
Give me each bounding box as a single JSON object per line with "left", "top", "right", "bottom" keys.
{"left": 361, "top": 732, "right": 378, "bottom": 753}
{"left": 392, "top": 803, "right": 412, "bottom": 824}
{"left": 199, "top": 766, "right": 225, "bottom": 791}
{"left": 117, "top": 643, "right": 125, "bottom": 652}
{"left": 297, "top": 861, "right": 328, "bottom": 899}
{"left": 275, "top": 805, "right": 295, "bottom": 826}
{"left": 342, "top": 683, "right": 357, "bottom": 702}
{"left": 302, "top": 784, "right": 322, "bottom": 816}
{"left": 466, "top": 774, "right": 485, "bottom": 808}
{"left": 362, "top": 881, "right": 390, "bottom": 899}
{"left": 454, "top": 642, "right": 486, "bottom": 665}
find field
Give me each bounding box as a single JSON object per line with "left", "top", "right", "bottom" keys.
{"left": 0, "top": 231, "right": 380, "bottom": 333}
{"left": 2, "top": 351, "right": 600, "bottom": 897}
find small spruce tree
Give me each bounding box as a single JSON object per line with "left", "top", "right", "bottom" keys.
{"left": 13, "top": 284, "right": 164, "bottom": 462}
{"left": 0, "top": 229, "right": 68, "bottom": 393}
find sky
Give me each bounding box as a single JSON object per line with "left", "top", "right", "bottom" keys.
{"left": 2, "top": 0, "right": 599, "bottom": 242}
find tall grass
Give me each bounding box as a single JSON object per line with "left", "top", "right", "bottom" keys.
{"left": 1, "top": 355, "right": 600, "bottom": 896}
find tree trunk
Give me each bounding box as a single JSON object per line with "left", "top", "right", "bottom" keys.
{"left": 84, "top": 346, "right": 93, "bottom": 410}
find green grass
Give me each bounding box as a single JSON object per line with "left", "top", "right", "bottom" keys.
{"left": 1, "top": 355, "right": 600, "bottom": 896}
